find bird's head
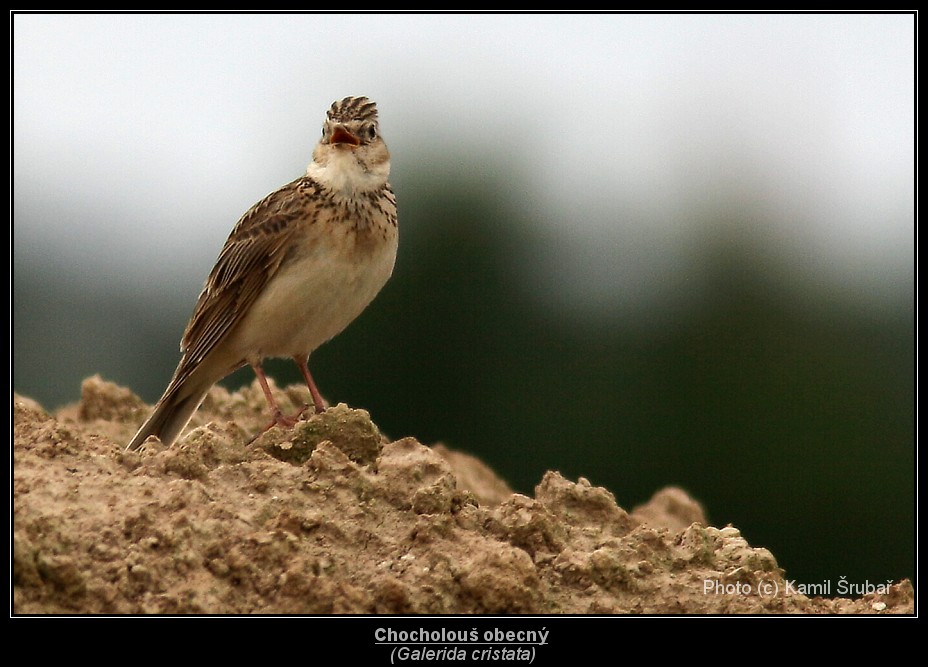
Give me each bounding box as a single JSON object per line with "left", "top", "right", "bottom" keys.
{"left": 308, "top": 96, "right": 390, "bottom": 195}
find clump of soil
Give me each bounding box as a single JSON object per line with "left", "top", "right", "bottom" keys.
{"left": 12, "top": 376, "right": 914, "bottom": 614}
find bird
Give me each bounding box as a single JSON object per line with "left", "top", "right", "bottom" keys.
{"left": 125, "top": 96, "right": 397, "bottom": 451}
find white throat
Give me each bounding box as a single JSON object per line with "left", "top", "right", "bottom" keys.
{"left": 305, "top": 150, "right": 388, "bottom": 197}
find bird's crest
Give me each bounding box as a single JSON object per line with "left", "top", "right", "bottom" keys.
{"left": 327, "top": 96, "right": 379, "bottom": 124}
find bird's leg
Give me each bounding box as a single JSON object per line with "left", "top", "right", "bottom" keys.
{"left": 245, "top": 363, "right": 301, "bottom": 445}
{"left": 245, "top": 360, "right": 326, "bottom": 445}
{"left": 253, "top": 362, "right": 298, "bottom": 426}
{"left": 294, "top": 355, "right": 327, "bottom": 414}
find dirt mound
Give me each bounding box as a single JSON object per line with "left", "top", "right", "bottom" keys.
{"left": 12, "top": 376, "right": 914, "bottom": 614}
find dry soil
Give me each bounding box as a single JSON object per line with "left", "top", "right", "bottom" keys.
{"left": 12, "top": 376, "right": 914, "bottom": 614}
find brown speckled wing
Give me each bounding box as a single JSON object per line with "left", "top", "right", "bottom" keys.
{"left": 171, "top": 177, "right": 314, "bottom": 386}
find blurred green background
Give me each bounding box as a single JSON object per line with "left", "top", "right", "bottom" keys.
{"left": 13, "top": 14, "right": 914, "bottom": 592}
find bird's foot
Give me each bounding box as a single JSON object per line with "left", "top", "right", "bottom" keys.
{"left": 245, "top": 408, "right": 307, "bottom": 446}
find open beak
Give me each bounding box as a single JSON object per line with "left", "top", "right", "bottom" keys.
{"left": 330, "top": 125, "right": 361, "bottom": 147}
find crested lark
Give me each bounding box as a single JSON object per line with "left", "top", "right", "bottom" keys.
{"left": 126, "top": 96, "right": 397, "bottom": 451}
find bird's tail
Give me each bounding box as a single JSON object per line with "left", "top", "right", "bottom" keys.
{"left": 125, "top": 379, "right": 212, "bottom": 451}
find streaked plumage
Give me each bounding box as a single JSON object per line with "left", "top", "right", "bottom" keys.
{"left": 126, "top": 96, "right": 397, "bottom": 451}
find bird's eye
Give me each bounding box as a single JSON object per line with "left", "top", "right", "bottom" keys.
{"left": 364, "top": 125, "right": 378, "bottom": 142}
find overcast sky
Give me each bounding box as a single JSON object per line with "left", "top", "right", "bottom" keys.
{"left": 13, "top": 13, "right": 914, "bottom": 309}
